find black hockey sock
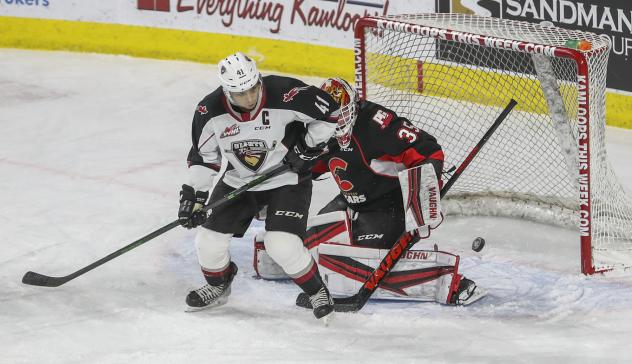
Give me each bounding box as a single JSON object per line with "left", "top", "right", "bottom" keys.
{"left": 201, "top": 261, "right": 238, "bottom": 286}
{"left": 292, "top": 262, "right": 325, "bottom": 296}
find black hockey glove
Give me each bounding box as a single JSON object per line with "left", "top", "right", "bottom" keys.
{"left": 178, "top": 184, "right": 209, "bottom": 229}
{"left": 283, "top": 138, "right": 326, "bottom": 174}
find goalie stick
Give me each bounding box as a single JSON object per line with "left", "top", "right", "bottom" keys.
{"left": 297, "top": 99, "right": 518, "bottom": 312}
{"left": 21, "top": 163, "right": 292, "bottom": 287}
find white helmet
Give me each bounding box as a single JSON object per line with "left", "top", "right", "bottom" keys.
{"left": 320, "top": 78, "right": 359, "bottom": 148}
{"left": 217, "top": 52, "right": 261, "bottom": 102}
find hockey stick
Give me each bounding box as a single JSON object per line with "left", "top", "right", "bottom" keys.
{"left": 22, "top": 163, "right": 292, "bottom": 287}
{"left": 297, "top": 99, "right": 517, "bottom": 312}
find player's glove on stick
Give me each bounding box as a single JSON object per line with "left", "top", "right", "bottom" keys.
{"left": 283, "top": 138, "right": 326, "bottom": 174}
{"left": 178, "top": 184, "right": 209, "bottom": 229}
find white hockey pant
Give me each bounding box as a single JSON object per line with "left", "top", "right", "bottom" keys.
{"left": 195, "top": 227, "right": 233, "bottom": 272}
{"left": 263, "top": 231, "right": 314, "bottom": 278}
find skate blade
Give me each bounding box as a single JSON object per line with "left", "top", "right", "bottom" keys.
{"left": 321, "top": 311, "right": 334, "bottom": 327}
{"left": 184, "top": 296, "right": 229, "bottom": 313}
{"left": 460, "top": 287, "right": 487, "bottom": 306}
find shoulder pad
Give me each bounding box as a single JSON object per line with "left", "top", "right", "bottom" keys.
{"left": 263, "top": 75, "right": 313, "bottom": 107}
{"left": 196, "top": 87, "right": 226, "bottom": 119}
{"left": 264, "top": 75, "right": 307, "bottom": 95}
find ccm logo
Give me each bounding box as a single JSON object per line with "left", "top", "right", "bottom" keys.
{"left": 275, "top": 210, "right": 304, "bottom": 219}
{"left": 357, "top": 234, "right": 384, "bottom": 241}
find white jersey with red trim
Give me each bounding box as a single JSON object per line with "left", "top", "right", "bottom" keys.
{"left": 187, "top": 75, "right": 338, "bottom": 191}
{"left": 315, "top": 100, "right": 444, "bottom": 211}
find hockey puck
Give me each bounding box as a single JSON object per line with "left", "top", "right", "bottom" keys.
{"left": 472, "top": 237, "right": 485, "bottom": 252}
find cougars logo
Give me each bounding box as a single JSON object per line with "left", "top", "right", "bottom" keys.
{"left": 329, "top": 157, "right": 354, "bottom": 192}
{"left": 231, "top": 139, "right": 271, "bottom": 171}
{"left": 197, "top": 105, "right": 208, "bottom": 115}
{"left": 283, "top": 86, "right": 311, "bottom": 103}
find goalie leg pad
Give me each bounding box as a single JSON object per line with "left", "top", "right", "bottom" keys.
{"left": 253, "top": 232, "right": 289, "bottom": 280}
{"left": 447, "top": 276, "right": 487, "bottom": 306}
{"left": 317, "top": 243, "right": 465, "bottom": 304}
{"left": 304, "top": 210, "right": 352, "bottom": 249}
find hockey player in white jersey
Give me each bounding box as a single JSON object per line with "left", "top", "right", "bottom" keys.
{"left": 177, "top": 52, "right": 338, "bottom": 320}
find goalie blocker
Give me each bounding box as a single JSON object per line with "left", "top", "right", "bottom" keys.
{"left": 254, "top": 164, "right": 484, "bottom": 305}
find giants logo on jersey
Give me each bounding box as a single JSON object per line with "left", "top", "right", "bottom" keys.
{"left": 283, "top": 86, "right": 311, "bottom": 103}
{"left": 231, "top": 139, "right": 270, "bottom": 171}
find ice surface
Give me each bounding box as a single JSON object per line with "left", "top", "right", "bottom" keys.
{"left": 1, "top": 49, "right": 632, "bottom": 363}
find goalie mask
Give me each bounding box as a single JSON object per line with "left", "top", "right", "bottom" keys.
{"left": 217, "top": 52, "right": 262, "bottom": 111}
{"left": 320, "top": 78, "right": 358, "bottom": 148}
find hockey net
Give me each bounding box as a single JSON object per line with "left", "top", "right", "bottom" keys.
{"left": 354, "top": 13, "right": 632, "bottom": 274}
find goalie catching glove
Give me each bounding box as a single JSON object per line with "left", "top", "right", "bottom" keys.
{"left": 178, "top": 184, "right": 209, "bottom": 229}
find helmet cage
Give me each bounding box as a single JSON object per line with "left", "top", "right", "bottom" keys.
{"left": 320, "top": 78, "right": 358, "bottom": 148}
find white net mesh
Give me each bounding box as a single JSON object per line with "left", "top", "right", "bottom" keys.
{"left": 357, "top": 13, "right": 632, "bottom": 273}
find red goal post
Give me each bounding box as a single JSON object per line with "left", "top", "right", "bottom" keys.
{"left": 353, "top": 13, "right": 631, "bottom": 275}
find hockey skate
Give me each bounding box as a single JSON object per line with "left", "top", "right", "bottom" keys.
{"left": 309, "top": 285, "right": 335, "bottom": 324}
{"left": 449, "top": 277, "right": 486, "bottom": 306}
{"left": 186, "top": 262, "right": 238, "bottom": 312}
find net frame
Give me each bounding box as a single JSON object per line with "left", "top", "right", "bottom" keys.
{"left": 353, "top": 13, "right": 632, "bottom": 275}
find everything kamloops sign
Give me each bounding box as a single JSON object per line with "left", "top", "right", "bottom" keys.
{"left": 0, "top": 1, "right": 434, "bottom": 49}
{"left": 437, "top": 0, "right": 632, "bottom": 92}
{"left": 173, "top": 0, "right": 385, "bottom": 34}
{"left": 132, "top": 0, "right": 433, "bottom": 47}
